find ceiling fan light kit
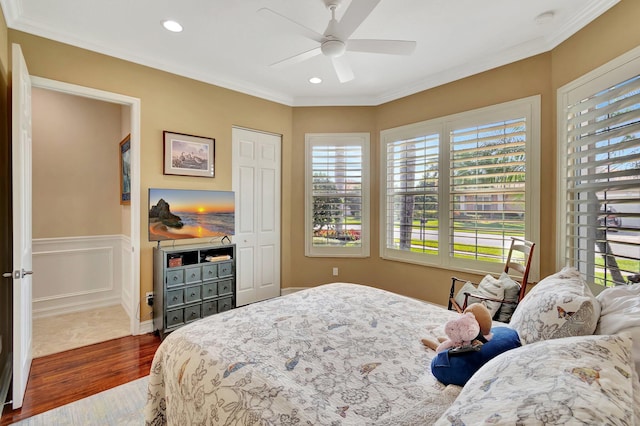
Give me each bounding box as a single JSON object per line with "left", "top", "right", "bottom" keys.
{"left": 260, "top": 0, "right": 417, "bottom": 83}
{"left": 321, "top": 39, "right": 346, "bottom": 57}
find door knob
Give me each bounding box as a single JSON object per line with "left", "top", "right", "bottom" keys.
{"left": 2, "top": 270, "right": 28, "bottom": 279}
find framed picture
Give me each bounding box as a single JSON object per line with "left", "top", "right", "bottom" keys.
{"left": 119, "top": 134, "right": 131, "bottom": 205}
{"left": 163, "top": 131, "right": 215, "bottom": 178}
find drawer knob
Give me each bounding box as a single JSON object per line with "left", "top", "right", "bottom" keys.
{"left": 172, "top": 296, "right": 178, "bottom": 301}
{"left": 172, "top": 316, "right": 178, "bottom": 321}
{"left": 173, "top": 276, "right": 178, "bottom": 281}
{"left": 190, "top": 293, "right": 196, "bottom": 297}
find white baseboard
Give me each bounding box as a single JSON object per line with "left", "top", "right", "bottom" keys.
{"left": 138, "top": 320, "right": 154, "bottom": 335}
{"left": 280, "top": 287, "right": 309, "bottom": 296}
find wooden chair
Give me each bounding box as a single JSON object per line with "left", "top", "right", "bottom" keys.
{"left": 448, "top": 237, "right": 535, "bottom": 320}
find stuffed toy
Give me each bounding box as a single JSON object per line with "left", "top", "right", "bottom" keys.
{"left": 423, "top": 303, "right": 522, "bottom": 386}
{"left": 421, "top": 303, "right": 493, "bottom": 353}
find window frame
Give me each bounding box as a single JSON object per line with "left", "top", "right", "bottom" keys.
{"left": 380, "top": 96, "right": 540, "bottom": 279}
{"left": 556, "top": 45, "right": 640, "bottom": 292}
{"left": 305, "top": 132, "right": 370, "bottom": 258}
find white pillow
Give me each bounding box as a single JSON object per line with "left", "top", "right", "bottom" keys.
{"left": 435, "top": 334, "right": 637, "bottom": 425}
{"left": 509, "top": 267, "right": 600, "bottom": 344}
{"left": 454, "top": 275, "right": 505, "bottom": 317}
{"left": 495, "top": 272, "right": 521, "bottom": 323}
{"left": 596, "top": 283, "right": 640, "bottom": 379}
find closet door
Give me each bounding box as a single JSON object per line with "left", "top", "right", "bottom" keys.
{"left": 232, "top": 127, "right": 281, "bottom": 306}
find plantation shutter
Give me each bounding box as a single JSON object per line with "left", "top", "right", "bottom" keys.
{"left": 449, "top": 118, "right": 527, "bottom": 262}
{"left": 305, "top": 133, "right": 370, "bottom": 257}
{"left": 563, "top": 74, "right": 640, "bottom": 286}
{"left": 384, "top": 133, "right": 439, "bottom": 253}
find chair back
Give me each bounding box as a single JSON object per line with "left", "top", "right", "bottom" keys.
{"left": 504, "top": 237, "right": 535, "bottom": 302}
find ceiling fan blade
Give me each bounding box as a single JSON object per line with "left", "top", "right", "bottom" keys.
{"left": 270, "top": 46, "right": 322, "bottom": 68}
{"left": 258, "top": 8, "right": 324, "bottom": 43}
{"left": 331, "top": 56, "right": 354, "bottom": 83}
{"left": 335, "top": 0, "right": 381, "bottom": 40}
{"left": 347, "top": 39, "right": 417, "bottom": 55}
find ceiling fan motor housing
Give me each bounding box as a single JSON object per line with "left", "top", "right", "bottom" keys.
{"left": 321, "top": 39, "right": 346, "bottom": 57}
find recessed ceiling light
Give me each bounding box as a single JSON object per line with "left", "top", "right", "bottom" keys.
{"left": 309, "top": 77, "right": 322, "bottom": 84}
{"left": 162, "top": 20, "right": 183, "bottom": 33}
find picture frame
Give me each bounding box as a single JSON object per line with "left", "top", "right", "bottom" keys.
{"left": 119, "top": 134, "right": 131, "bottom": 205}
{"left": 163, "top": 131, "right": 215, "bottom": 178}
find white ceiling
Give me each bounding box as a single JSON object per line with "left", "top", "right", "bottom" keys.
{"left": 1, "top": 0, "right": 620, "bottom": 106}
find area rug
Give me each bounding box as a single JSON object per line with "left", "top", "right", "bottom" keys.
{"left": 14, "top": 376, "right": 147, "bottom": 425}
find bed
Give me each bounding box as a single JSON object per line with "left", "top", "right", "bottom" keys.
{"left": 145, "top": 272, "right": 640, "bottom": 425}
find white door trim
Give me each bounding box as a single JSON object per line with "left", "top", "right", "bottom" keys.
{"left": 30, "top": 76, "right": 142, "bottom": 335}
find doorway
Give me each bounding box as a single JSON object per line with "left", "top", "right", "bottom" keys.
{"left": 29, "top": 77, "right": 141, "bottom": 351}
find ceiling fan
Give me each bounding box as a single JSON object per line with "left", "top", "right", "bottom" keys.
{"left": 258, "top": 0, "right": 417, "bottom": 83}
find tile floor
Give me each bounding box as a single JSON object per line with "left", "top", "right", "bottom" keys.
{"left": 32, "top": 304, "right": 131, "bottom": 358}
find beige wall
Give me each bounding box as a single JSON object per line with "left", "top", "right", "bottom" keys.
{"left": 8, "top": 30, "right": 293, "bottom": 315}
{"left": 31, "top": 87, "right": 123, "bottom": 238}
{"left": 4, "top": 0, "right": 640, "bottom": 314}
{"left": 288, "top": 0, "right": 640, "bottom": 304}
{"left": 291, "top": 55, "right": 552, "bottom": 304}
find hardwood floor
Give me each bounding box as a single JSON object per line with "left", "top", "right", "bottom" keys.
{"left": 0, "top": 333, "right": 161, "bottom": 425}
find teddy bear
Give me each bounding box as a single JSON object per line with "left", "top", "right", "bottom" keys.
{"left": 422, "top": 303, "right": 493, "bottom": 353}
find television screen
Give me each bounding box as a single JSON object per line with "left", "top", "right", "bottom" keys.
{"left": 149, "top": 188, "right": 235, "bottom": 241}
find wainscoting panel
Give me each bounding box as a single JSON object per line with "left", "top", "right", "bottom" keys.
{"left": 32, "top": 235, "right": 127, "bottom": 318}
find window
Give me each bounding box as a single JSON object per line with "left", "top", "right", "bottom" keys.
{"left": 381, "top": 97, "right": 540, "bottom": 277}
{"left": 305, "top": 133, "right": 370, "bottom": 257}
{"left": 558, "top": 48, "right": 640, "bottom": 289}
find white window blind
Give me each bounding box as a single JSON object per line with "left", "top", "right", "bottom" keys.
{"left": 563, "top": 74, "right": 640, "bottom": 287}
{"left": 380, "top": 96, "right": 539, "bottom": 277}
{"left": 450, "top": 118, "right": 527, "bottom": 262}
{"left": 385, "top": 133, "right": 440, "bottom": 255}
{"left": 305, "top": 133, "right": 370, "bottom": 257}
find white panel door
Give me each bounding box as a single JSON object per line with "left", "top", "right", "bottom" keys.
{"left": 11, "top": 43, "right": 33, "bottom": 409}
{"left": 232, "top": 128, "right": 281, "bottom": 306}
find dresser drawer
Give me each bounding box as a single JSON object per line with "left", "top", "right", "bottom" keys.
{"left": 218, "top": 261, "right": 233, "bottom": 278}
{"left": 202, "top": 281, "right": 218, "bottom": 299}
{"left": 166, "top": 270, "right": 184, "bottom": 287}
{"left": 166, "top": 309, "right": 184, "bottom": 328}
{"left": 166, "top": 289, "right": 184, "bottom": 308}
{"left": 218, "top": 279, "right": 233, "bottom": 295}
{"left": 185, "top": 285, "right": 201, "bottom": 303}
{"left": 202, "top": 300, "right": 217, "bottom": 317}
{"left": 184, "top": 305, "right": 201, "bottom": 323}
{"left": 184, "top": 266, "right": 202, "bottom": 284}
{"left": 217, "top": 296, "right": 233, "bottom": 312}
{"left": 202, "top": 263, "right": 218, "bottom": 280}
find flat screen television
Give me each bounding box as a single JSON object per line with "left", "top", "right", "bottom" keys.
{"left": 149, "top": 188, "right": 235, "bottom": 242}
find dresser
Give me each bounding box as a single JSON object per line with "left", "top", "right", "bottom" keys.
{"left": 153, "top": 243, "right": 236, "bottom": 339}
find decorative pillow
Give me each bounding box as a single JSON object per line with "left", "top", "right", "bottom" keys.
{"left": 509, "top": 267, "right": 600, "bottom": 344}
{"left": 595, "top": 283, "right": 640, "bottom": 379}
{"left": 454, "top": 275, "right": 505, "bottom": 317}
{"left": 495, "top": 272, "right": 521, "bottom": 323}
{"left": 430, "top": 326, "right": 521, "bottom": 386}
{"left": 435, "top": 334, "right": 637, "bottom": 425}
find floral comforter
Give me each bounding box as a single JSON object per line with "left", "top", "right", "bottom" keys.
{"left": 145, "top": 283, "right": 461, "bottom": 425}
